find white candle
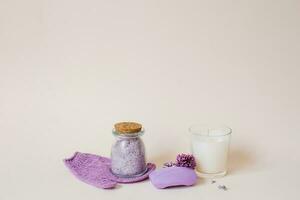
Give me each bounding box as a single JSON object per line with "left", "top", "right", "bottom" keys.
{"left": 189, "top": 125, "right": 231, "bottom": 178}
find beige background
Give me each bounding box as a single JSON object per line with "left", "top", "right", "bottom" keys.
{"left": 1, "top": 0, "right": 300, "bottom": 199}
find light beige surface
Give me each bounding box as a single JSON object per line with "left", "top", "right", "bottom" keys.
{"left": 1, "top": 0, "right": 300, "bottom": 199}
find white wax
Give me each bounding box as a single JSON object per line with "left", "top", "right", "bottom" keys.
{"left": 192, "top": 136, "right": 230, "bottom": 174}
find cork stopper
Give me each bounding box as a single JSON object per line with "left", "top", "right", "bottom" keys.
{"left": 114, "top": 122, "right": 142, "bottom": 134}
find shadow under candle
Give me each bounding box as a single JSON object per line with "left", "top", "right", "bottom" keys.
{"left": 227, "top": 148, "right": 256, "bottom": 175}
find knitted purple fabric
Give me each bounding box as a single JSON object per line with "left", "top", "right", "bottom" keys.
{"left": 64, "top": 152, "right": 155, "bottom": 189}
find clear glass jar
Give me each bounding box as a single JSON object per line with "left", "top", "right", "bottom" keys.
{"left": 111, "top": 128, "right": 147, "bottom": 178}
{"left": 189, "top": 124, "right": 231, "bottom": 178}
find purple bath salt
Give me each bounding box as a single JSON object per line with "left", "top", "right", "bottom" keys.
{"left": 111, "top": 136, "right": 146, "bottom": 177}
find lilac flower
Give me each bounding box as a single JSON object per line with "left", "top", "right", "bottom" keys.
{"left": 175, "top": 153, "right": 196, "bottom": 169}
{"left": 163, "top": 153, "right": 197, "bottom": 169}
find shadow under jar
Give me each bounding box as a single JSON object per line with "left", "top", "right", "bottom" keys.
{"left": 111, "top": 122, "right": 147, "bottom": 178}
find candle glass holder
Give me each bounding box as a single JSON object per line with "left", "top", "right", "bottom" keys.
{"left": 189, "top": 124, "right": 232, "bottom": 178}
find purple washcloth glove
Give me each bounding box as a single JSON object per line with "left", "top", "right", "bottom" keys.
{"left": 64, "top": 152, "right": 117, "bottom": 189}
{"left": 64, "top": 152, "right": 156, "bottom": 189}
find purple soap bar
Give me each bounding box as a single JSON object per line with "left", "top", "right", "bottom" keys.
{"left": 149, "top": 167, "right": 197, "bottom": 189}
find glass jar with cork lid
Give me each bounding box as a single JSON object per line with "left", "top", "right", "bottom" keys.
{"left": 111, "top": 122, "right": 147, "bottom": 178}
